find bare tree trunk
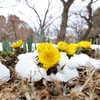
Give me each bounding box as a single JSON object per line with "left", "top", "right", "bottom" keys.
{"left": 57, "top": 0, "right": 75, "bottom": 42}
{"left": 12, "top": 21, "right": 17, "bottom": 40}
{"left": 80, "top": 22, "right": 92, "bottom": 40}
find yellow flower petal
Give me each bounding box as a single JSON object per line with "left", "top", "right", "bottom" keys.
{"left": 78, "top": 41, "right": 91, "bottom": 49}
{"left": 10, "top": 40, "right": 22, "bottom": 49}
{"left": 57, "top": 41, "right": 69, "bottom": 52}
{"left": 66, "top": 43, "right": 79, "bottom": 56}
{"left": 36, "top": 42, "right": 53, "bottom": 52}
{"left": 38, "top": 46, "right": 60, "bottom": 71}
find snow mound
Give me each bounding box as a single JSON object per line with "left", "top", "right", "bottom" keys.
{"left": 15, "top": 51, "right": 100, "bottom": 82}
{"left": 67, "top": 54, "right": 90, "bottom": 69}
{"left": 0, "top": 62, "right": 10, "bottom": 84}
{"left": 15, "top": 60, "right": 43, "bottom": 82}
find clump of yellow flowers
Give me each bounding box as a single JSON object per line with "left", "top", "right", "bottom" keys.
{"left": 57, "top": 42, "right": 79, "bottom": 56}
{"left": 10, "top": 40, "right": 22, "bottom": 49}
{"left": 9, "top": 40, "right": 91, "bottom": 71}
{"left": 78, "top": 41, "right": 91, "bottom": 49}
{"left": 57, "top": 41, "right": 91, "bottom": 56}
{"left": 37, "top": 43, "right": 60, "bottom": 71}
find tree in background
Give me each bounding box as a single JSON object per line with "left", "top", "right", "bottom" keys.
{"left": 88, "top": 7, "right": 100, "bottom": 44}
{"left": 0, "top": 15, "right": 34, "bottom": 41}
{"left": 57, "top": 0, "right": 75, "bottom": 42}
{"left": 92, "top": 7, "right": 100, "bottom": 36}
{"left": 68, "top": 18, "right": 86, "bottom": 42}
{"left": 72, "top": 0, "right": 98, "bottom": 41}
{"left": 0, "top": 16, "right": 9, "bottom": 41}
{"left": 68, "top": 0, "right": 99, "bottom": 43}
{"left": 79, "top": 0, "right": 97, "bottom": 40}
{"left": 24, "top": 0, "right": 52, "bottom": 42}
{"left": 0, "top": 0, "right": 100, "bottom": 43}
{"left": 0, "top": 0, "right": 54, "bottom": 42}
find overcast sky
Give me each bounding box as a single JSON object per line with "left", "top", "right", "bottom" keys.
{"left": 0, "top": 0, "right": 100, "bottom": 32}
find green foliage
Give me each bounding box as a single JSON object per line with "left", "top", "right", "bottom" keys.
{"left": 47, "top": 37, "right": 50, "bottom": 43}
{"left": 39, "top": 33, "right": 46, "bottom": 43}
{"left": 63, "top": 87, "right": 70, "bottom": 94}
{"left": 0, "top": 51, "right": 14, "bottom": 56}
{"left": 23, "top": 41, "right": 27, "bottom": 51}
{"left": 0, "top": 51, "right": 4, "bottom": 56}
{"left": 26, "top": 35, "right": 33, "bottom": 52}
{"left": 9, "top": 42, "right": 14, "bottom": 52}
{"left": 34, "top": 43, "right": 37, "bottom": 50}
{"left": 38, "top": 33, "right": 50, "bottom": 43}
{"left": 2, "top": 40, "right": 13, "bottom": 52}
{"left": 1, "top": 34, "right": 50, "bottom": 53}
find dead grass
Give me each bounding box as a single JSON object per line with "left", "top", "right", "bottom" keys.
{"left": 0, "top": 65, "right": 99, "bottom": 100}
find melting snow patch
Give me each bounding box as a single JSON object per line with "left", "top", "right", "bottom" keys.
{"left": 0, "top": 62, "right": 10, "bottom": 84}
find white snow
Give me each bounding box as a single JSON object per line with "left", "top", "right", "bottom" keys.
{"left": 67, "top": 53, "right": 100, "bottom": 70}
{"left": 18, "top": 50, "right": 38, "bottom": 61}
{"left": 0, "top": 43, "right": 2, "bottom": 51}
{"left": 67, "top": 54, "right": 90, "bottom": 69}
{"left": 58, "top": 64, "right": 79, "bottom": 82}
{"left": 15, "top": 51, "right": 79, "bottom": 82}
{"left": 87, "top": 58, "right": 100, "bottom": 69}
{"left": 11, "top": 47, "right": 100, "bottom": 82}
{"left": 0, "top": 62, "right": 10, "bottom": 84}
{"left": 90, "top": 44, "right": 100, "bottom": 50}
{"left": 58, "top": 52, "right": 69, "bottom": 68}
{"left": 50, "top": 72, "right": 66, "bottom": 82}
{"left": 15, "top": 57, "right": 43, "bottom": 82}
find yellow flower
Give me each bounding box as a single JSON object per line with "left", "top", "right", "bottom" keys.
{"left": 36, "top": 42, "right": 53, "bottom": 52}
{"left": 38, "top": 47, "right": 60, "bottom": 71}
{"left": 57, "top": 41, "right": 69, "bottom": 52}
{"left": 78, "top": 41, "right": 91, "bottom": 49}
{"left": 10, "top": 40, "right": 22, "bottom": 49}
{"left": 9, "top": 52, "right": 14, "bottom": 55}
{"left": 66, "top": 43, "right": 79, "bottom": 56}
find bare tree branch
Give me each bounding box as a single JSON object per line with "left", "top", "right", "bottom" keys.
{"left": 0, "top": 5, "right": 17, "bottom": 8}
{"left": 80, "top": 0, "right": 94, "bottom": 40}
{"left": 72, "top": 0, "right": 98, "bottom": 41}
{"left": 25, "top": 0, "right": 42, "bottom": 25}
{"left": 0, "top": 0, "right": 7, "bottom": 3}
{"left": 0, "top": 0, "right": 17, "bottom": 8}
{"left": 25, "top": 0, "right": 51, "bottom": 32}
{"left": 24, "top": 0, "right": 53, "bottom": 42}
{"left": 60, "top": 0, "right": 65, "bottom": 4}
{"left": 92, "top": 0, "right": 98, "bottom": 3}
{"left": 42, "top": 0, "right": 50, "bottom": 29}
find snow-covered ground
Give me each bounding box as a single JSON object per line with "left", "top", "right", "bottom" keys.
{"left": 90, "top": 44, "right": 100, "bottom": 50}
{"left": 0, "top": 43, "right": 2, "bottom": 51}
